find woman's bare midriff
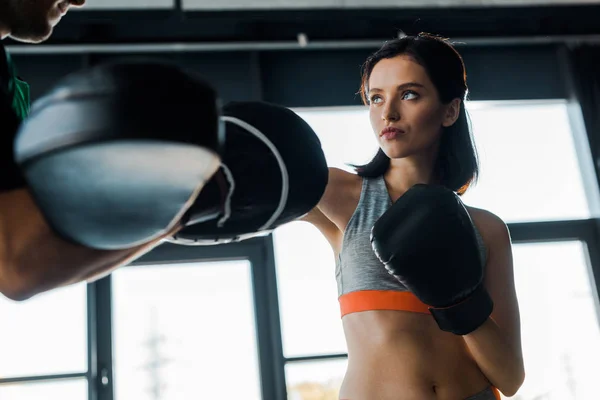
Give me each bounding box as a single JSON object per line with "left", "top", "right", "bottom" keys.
{"left": 339, "top": 309, "right": 492, "bottom": 400}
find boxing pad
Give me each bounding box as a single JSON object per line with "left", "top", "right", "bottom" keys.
{"left": 14, "top": 60, "right": 223, "bottom": 250}
{"left": 370, "top": 184, "right": 493, "bottom": 335}
{"left": 168, "top": 101, "right": 328, "bottom": 245}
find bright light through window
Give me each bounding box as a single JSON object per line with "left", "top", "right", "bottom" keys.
{"left": 295, "top": 100, "right": 592, "bottom": 223}
{"left": 112, "top": 261, "right": 262, "bottom": 400}
{"left": 273, "top": 101, "right": 599, "bottom": 400}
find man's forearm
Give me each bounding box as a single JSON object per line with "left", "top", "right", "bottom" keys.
{"left": 77, "top": 233, "right": 169, "bottom": 285}
{"left": 0, "top": 188, "right": 166, "bottom": 300}
{"left": 6, "top": 236, "right": 146, "bottom": 300}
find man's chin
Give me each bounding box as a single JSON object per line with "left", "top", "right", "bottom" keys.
{"left": 9, "top": 34, "right": 51, "bottom": 44}
{"left": 9, "top": 26, "right": 53, "bottom": 44}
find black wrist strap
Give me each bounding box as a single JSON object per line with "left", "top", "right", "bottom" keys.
{"left": 429, "top": 285, "right": 494, "bottom": 335}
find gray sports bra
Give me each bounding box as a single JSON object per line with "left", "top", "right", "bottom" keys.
{"left": 336, "top": 175, "right": 488, "bottom": 317}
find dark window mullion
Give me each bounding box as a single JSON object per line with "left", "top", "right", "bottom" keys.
{"left": 92, "top": 277, "right": 114, "bottom": 400}
{"left": 87, "top": 282, "right": 97, "bottom": 400}
{"left": 257, "top": 236, "right": 287, "bottom": 400}
{"left": 583, "top": 220, "right": 600, "bottom": 327}
{"left": 508, "top": 218, "right": 596, "bottom": 243}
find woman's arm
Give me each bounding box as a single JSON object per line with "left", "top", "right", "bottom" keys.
{"left": 298, "top": 206, "right": 342, "bottom": 255}
{"left": 0, "top": 188, "right": 172, "bottom": 301}
{"left": 297, "top": 167, "right": 361, "bottom": 255}
{"left": 462, "top": 209, "right": 525, "bottom": 397}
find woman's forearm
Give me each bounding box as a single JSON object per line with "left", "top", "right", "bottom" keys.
{"left": 462, "top": 317, "right": 525, "bottom": 397}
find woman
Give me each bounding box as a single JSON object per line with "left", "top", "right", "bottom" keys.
{"left": 302, "top": 33, "right": 525, "bottom": 400}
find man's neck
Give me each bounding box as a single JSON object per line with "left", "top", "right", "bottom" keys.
{"left": 0, "top": 24, "right": 10, "bottom": 41}
{"left": 0, "top": 2, "right": 11, "bottom": 40}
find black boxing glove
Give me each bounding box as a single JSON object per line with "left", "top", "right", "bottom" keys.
{"left": 14, "top": 60, "right": 223, "bottom": 250}
{"left": 370, "top": 184, "right": 493, "bottom": 335}
{"left": 168, "top": 101, "right": 328, "bottom": 245}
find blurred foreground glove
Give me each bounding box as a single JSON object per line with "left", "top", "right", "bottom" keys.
{"left": 14, "top": 60, "right": 223, "bottom": 250}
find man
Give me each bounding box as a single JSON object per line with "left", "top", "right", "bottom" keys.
{"left": 0, "top": 0, "right": 211, "bottom": 301}
{"left": 0, "top": 1, "right": 329, "bottom": 303}
{"left": 0, "top": 0, "right": 85, "bottom": 44}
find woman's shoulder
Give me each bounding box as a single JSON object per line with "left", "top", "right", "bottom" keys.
{"left": 327, "top": 167, "right": 362, "bottom": 186}
{"left": 306, "top": 167, "right": 363, "bottom": 231}
{"left": 465, "top": 205, "right": 511, "bottom": 251}
{"left": 465, "top": 206, "right": 507, "bottom": 230}
{"left": 296, "top": 168, "right": 362, "bottom": 254}
{"left": 320, "top": 167, "right": 363, "bottom": 209}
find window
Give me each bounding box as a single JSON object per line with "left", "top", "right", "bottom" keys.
{"left": 285, "top": 358, "right": 347, "bottom": 400}
{"left": 293, "top": 106, "right": 379, "bottom": 172}
{"left": 273, "top": 222, "right": 347, "bottom": 358}
{"left": 273, "top": 101, "right": 598, "bottom": 397}
{"left": 0, "top": 379, "right": 88, "bottom": 400}
{"left": 508, "top": 241, "right": 600, "bottom": 400}
{"left": 461, "top": 101, "right": 593, "bottom": 223}
{"left": 295, "top": 100, "right": 593, "bottom": 223}
{"left": 0, "top": 283, "right": 87, "bottom": 379}
{"left": 111, "top": 260, "right": 262, "bottom": 400}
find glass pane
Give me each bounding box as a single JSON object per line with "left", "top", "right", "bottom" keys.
{"left": 295, "top": 107, "right": 377, "bottom": 171}
{"left": 0, "top": 283, "right": 87, "bottom": 379}
{"left": 461, "top": 102, "right": 590, "bottom": 223}
{"left": 285, "top": 359, "right": 348, "bottom": 400}
{"left": 0, "top": 378, "right": 88, "bottom": 400}
{"left": 296, "top": 101, "right": 591, "bottom": 223}
{"left": 273, "top": 222, "right": 347, "bottom": 358}
{"left": 509, "top": 241, "right": 600, "bottom": 400}
{"left": 281, "top": 242, "right": 600, "bottom": 400}
{"left": 285, "top": 358, "right": 347, "bottom": 400}
{"left": 112, "top": 260, "right": 261, "bottom": 400}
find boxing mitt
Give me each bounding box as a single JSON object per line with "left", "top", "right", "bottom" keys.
{"left": 370, "top": 184, "right": 493, "bottom": 335}
{"left": 14, "top": 60, "right": 223, "bottom": 250}
{"left": 168, "top": 101, "right": 328, "bottom": 245}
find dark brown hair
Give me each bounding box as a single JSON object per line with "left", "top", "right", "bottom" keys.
{"left": 354, "top": 33, "right": 478, "bottom": 195}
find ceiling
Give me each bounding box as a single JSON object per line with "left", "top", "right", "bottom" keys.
{"left": 80, "top": 0, "right": 600, "bottom": 10}
{"left": 5, "top": 0, "right": 596, "bottom": 48}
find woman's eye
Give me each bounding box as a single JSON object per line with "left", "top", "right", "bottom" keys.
{"left": 402, "top": 91, "right": 419, "bottom": 100}
{"left": 370, "top": 95, "right": 383, "bottom": 104}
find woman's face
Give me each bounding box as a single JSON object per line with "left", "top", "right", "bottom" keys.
{"left": 367, "top": 55, "right": 459, "bottom": 161}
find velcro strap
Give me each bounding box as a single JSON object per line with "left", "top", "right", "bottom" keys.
{"left": 429, "top": 285, "right": 494, "bottom": 335}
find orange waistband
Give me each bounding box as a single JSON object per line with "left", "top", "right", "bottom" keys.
{"left": 492, "top": 387, "right": 501, "bottom": 400}
{"left": 339, "top": 290, "right": 431, "bottom": 317}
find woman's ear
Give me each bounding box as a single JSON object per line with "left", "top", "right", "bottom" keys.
{"left": 442, "top": 98, "right": 462, "bottom": 128}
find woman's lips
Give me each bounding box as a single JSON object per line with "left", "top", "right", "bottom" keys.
{"left": 381, "top": 127, "right": 406, "bottom": 140}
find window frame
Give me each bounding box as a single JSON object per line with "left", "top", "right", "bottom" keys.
{"left": 3, "top": 220, "right": 599, "bottom": 400}
{"left": 274, "top": 218, "right": 600, "bottom": 396}
{"left": 91, "top": 237, "right": 287, "bottom": 400}
{"left": 2, "top": 39, "right": 600, "bottom": 400}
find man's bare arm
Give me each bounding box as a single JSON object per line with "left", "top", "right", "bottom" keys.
{"left": 0, "top": 188, "right": 171, "bottom": 301}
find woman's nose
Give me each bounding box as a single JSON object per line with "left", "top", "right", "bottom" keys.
{"left": 383, "top": 104, "right": 400, "bottom": 122}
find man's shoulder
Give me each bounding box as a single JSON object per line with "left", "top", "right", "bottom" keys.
{"left": 0, "top": 43, "right": 11, "bottom": 94}
{"left": 0, "top": 43, "right": 8, "bottom": 73}
{"left": 0, "top": 41, "right": 13, "bottom": 100}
